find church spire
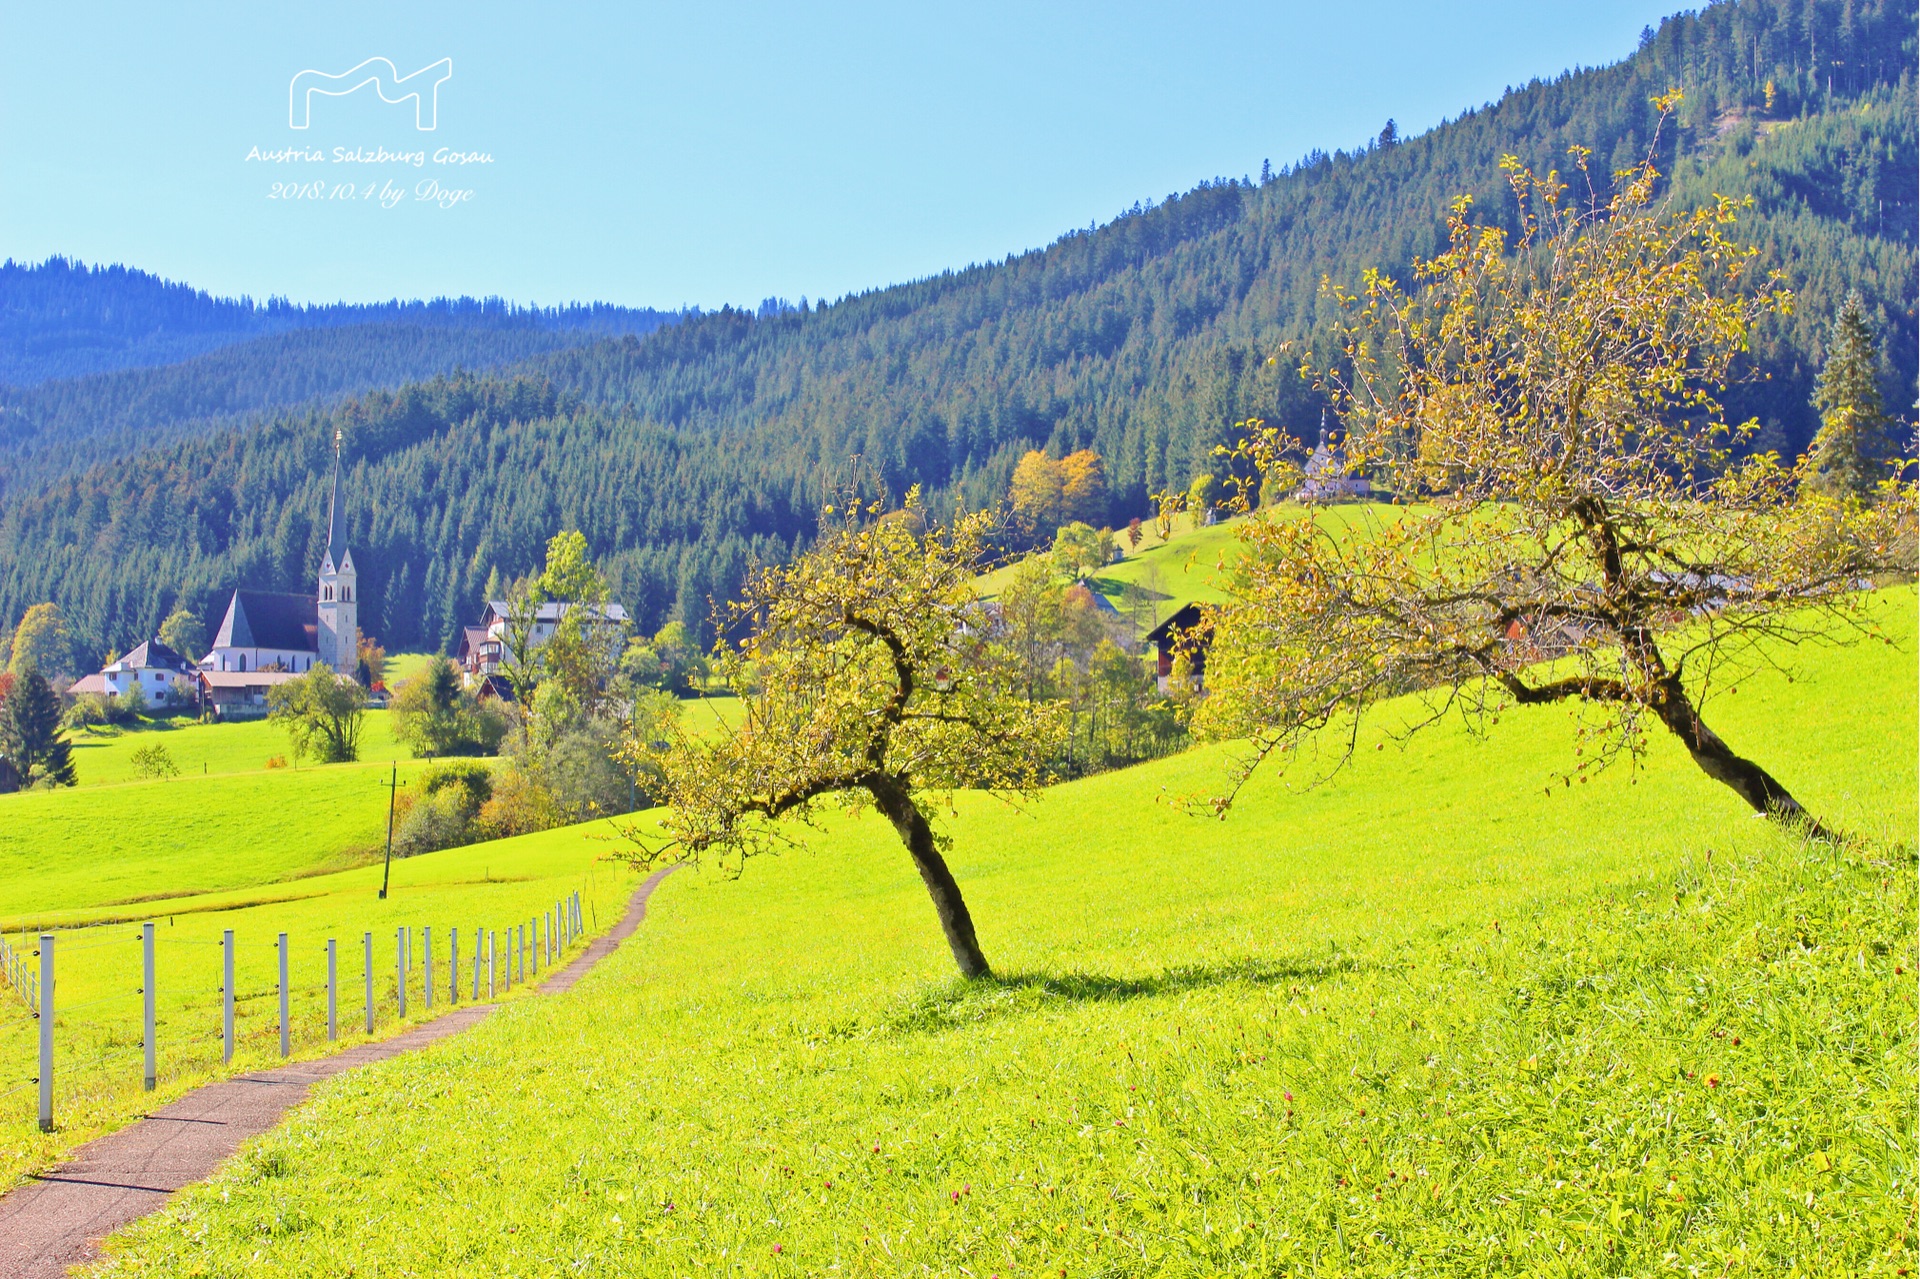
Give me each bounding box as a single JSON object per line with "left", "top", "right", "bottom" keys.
{"left": 325, "top": 429, "right": 345, "bottom": 563}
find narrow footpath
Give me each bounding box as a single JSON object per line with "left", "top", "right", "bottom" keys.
{"left": 0, "top": 865, "right": 679, "bottom": 1279}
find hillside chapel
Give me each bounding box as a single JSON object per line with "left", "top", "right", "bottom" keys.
{"left": 201, "top": 434, "right": 360, "bottom": 676}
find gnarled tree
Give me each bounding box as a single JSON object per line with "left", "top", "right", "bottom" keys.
{"left": 1197, "top": 118, "right": 1916, "bottom": 837}
{"left": 632, "top": 493, "right": 1066, "bottom": 977}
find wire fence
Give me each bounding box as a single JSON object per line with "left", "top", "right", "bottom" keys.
{"left": 0, "top": 885, "right": 602, "bottom": 1135}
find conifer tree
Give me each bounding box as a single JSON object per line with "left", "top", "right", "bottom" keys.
{"left": 1806, "top": 293, "right": 1892, "bottom": 500}
{"left": 0, "top": 665, "right": 77, "bottom": 788}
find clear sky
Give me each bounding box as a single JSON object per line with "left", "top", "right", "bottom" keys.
{"left": 1, "top": 1, "right": 1680, "bottom": 310}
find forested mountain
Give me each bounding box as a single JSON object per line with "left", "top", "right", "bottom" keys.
{"left": 0, "top": 257, "right": 681, "bottom": 386}
{"left": 0, "top": 322, "right": 642, "bottom": 495}
{"left": 1, "top": 0, "right": 1911, "bottom": 663}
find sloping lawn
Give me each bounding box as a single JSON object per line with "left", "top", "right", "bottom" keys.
{"left": 93, "top": 591, "right": 1916, "bottom": 1276}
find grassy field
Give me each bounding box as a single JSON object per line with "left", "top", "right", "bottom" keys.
{"left": 0, "top": 823, "right": 637, "bottom": 1192}
{"left": 90, "top": 589, "right": 1917, "bottom": 1276}
{"left": 65, "top": 709, "right": 411, "bottom": 788}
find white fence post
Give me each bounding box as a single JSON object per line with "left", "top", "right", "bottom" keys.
{"left": 37, "top": 934, "right": 53, "bottom": 1133}
{"left": 423, "top": 927, "right": 434, "bottom": 1010}
{"left": 470, "top": 930, "right": 480, "bottom": 1001}
{"left": 142, "top": 922, "right": 156, "bottom": 1092}
{"left": 277, "top": 933, "right": 290, "bottom": 1058}
{"left": 222, "top": 929, "right": 235, "bottom": 1064}
{"left": 487, "top": 931, "right": 495, "bottom": 1000}
{"left": 326, "top": 938, "right": 338, "bottom": 1042}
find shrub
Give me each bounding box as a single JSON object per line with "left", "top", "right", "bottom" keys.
{"left": 129, "top": 742, "right": 181, "bottom": 780}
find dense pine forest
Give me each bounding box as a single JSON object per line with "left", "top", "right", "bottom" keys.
{"left": 1, "top": 0, "right": 1912, "bottom": 661}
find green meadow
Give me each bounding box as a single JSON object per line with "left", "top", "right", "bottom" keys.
{"left": 87, "top": 589, "right": 1916, "bottom": 1276}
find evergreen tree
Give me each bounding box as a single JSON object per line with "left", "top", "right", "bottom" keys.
{"left": 0, "top": 665, "right": 77, "bottom": 787}
{"left": 1807, "top": 293, "right": 1892, "bottom": 499}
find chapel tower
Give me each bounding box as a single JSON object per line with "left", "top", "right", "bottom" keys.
{"left": 315, "top": 430, "right": 360, "bottom": 675}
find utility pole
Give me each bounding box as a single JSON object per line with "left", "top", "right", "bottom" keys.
{"left": 378, "top": 763, "right": 404, "bottom": 899}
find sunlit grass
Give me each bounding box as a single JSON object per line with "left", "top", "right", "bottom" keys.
{"left": 93, "top": 589, "right": 1917, "bottom": 1276}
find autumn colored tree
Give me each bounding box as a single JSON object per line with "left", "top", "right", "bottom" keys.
{"left": 1008, "top": 450, "right": 1065, "bottom": 541}
{"left": 1805, "top": 293, "right": 1894, "bottom": 500}
{"left": 1198, "top": 125, "right": 1916, "bottom": 837}
{"left": 1059, "top": 449, "right": 1108, "bottom": 524}
{"left": 9, "top": 603, "right": 74, "bottom": 677}
{"left": 634, "top": 491, "right": 1066, "bottom": 977}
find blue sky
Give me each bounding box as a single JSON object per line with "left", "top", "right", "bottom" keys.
{"left": 1, "top": 1, "right": 1680, "bottom": 309}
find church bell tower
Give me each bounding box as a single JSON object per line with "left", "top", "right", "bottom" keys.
{"left": 316, "top": 430, "right": 360, "bottom": 676}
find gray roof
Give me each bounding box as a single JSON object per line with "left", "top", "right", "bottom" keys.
{"left": 112, "top": 638, "right": 196, "bottom": 672}
{"left": 212, "top": 590, "right": 318, "bottom": 653}
{"left": 485, "top": 600, "right": 629, "bottom": 624}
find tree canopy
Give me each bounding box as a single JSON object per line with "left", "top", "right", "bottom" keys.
{"left": 637, "top": 493, "right": 1066, "bottom": 977}
{"left": 1196, "top": 134, "right": 1917, "bottom": 836}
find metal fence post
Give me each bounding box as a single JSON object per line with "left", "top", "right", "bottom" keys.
{"left": 222, "top": 929, "right": 235, "bottom": 1064}
{"left": 423, "top": 927, "right": 433, "bottom": 1011}
{"left": 326, "top": 938, "right": 338, "bottom": 1041}
{"left": 470, "top": 930, "right": 480, "bottom": 1001}
{"left": 277, "top": 933, "right": 290, "bottom": 1058}
{"left": 142, "top": 922, "right": 156, "bottom": 1091}
{"left": 37, "top": 934, "right": 53, "bottom": 1133}
{"left": 488, "top": 930, "right": 496, "bottom": 1000}
{"left": 396, "top": 927, "right": 407, "bottom": 1020}
{"left": 363, "top": 931, "right": 374, "bottom": 1033}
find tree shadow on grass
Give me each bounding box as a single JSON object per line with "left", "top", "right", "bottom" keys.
{"left": 874, "top": 953, "right": 1370, "bottom": 1038}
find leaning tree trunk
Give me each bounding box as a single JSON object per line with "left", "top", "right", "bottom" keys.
{"left": 1647, "top": 675, "right": 1838, "bottom": 842}
{"left": 866, "top": 775, "right": 992, "bottom": 978}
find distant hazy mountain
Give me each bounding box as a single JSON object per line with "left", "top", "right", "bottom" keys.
{"left": 0, "top": 0, "right": 1911, "bottom": 662}
{"left": 0, "top": 257, "right": 681, "bottom": 387}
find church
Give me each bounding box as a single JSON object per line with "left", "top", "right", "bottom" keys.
{"left": 201, "top": 434, "right": 361, "bottom": 677}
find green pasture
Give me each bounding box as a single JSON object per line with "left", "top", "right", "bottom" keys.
{"left": 65, "top": 709, "right": 410, "bottom": 788}
{"left": 0, "top": 823, "right": 637, "bottom": 1193}
{"left": 93, "top": 590, "right": 1917, "bottom": 1276}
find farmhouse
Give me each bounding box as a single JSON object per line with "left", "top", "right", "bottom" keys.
{"left": 201, "top": 436, "right": 360, "bottom": 677}
{"left": 457, "top": 598, "right": 629, "bottom": 680}
{"left": 1143, "top": 602, "right": 1211, "bottom": 693}
{"left": 197, "top": 668, "right": 304, "bottom": 720}
{"left": 67, "top": 638, "right": 197, "bottom": 702}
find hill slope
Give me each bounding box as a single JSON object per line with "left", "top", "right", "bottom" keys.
{"left": 89, "top": 590, "right": 1918, "bottom": 1275}
{"left": 1, "top": 0, "right": 1912, "bottom": 659}
{"left": 0, "top": 257, "right": 680, "bottom": 387}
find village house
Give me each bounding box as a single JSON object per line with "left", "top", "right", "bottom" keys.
{"left": 1143, "top": 602, "right": 1211, "bottom": 694}
{"left": 457, "top": 599, "right": 629, "bottom": 682}
{"left": 66, "top": 638, "right": 198, "bottom": 703}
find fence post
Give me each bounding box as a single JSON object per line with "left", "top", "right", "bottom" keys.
{"left": 363, "top": 931, "right": 373, "bottom": 1034}
{"left": 37, "top": 934, "right": 53, "bottom": 1133}
{"left": 470, "top": 931, "right": 480, "bottom": 1001}
{"left": 326, "top": 938, "right": 338, "bottom": 1041}
{"left": 142, "top": 922, "right": 156, "bottom": 1092}
{"left": 278, "top": 933, "right": 290, "bottom": 1058}
{"left": 223, "top": 929, "right": 235, "bottom": 1064}
{"left": 450, "top": 928, "right": 459, "bottom": 1004}
{"left": 423, "top": 927, "right": 434, "bottom": 1011}
{"left": 396, "top": 927, "right": 407, "bottom": 1020}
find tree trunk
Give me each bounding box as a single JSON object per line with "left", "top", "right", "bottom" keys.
{"left": 1647, "top": 677, "right": 1838, "bottom": 842}
{"left": 866, "top": 775, "right": 992, "bottom": 978}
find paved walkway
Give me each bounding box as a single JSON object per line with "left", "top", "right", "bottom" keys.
{"left": 0, "top": 865, "right": 678, "bottom": 1279}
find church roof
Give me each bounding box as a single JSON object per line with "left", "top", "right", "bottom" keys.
{"left": 211, "top": 591, "right": 318, "bottom": 654}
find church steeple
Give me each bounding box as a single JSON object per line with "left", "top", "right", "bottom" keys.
{"left": 316, "top": 430, "right": 360, "bottom": 676}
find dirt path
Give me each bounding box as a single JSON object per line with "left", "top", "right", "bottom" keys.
{"left": 0, "top": 865, "right": 678, "bottom": 1279}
